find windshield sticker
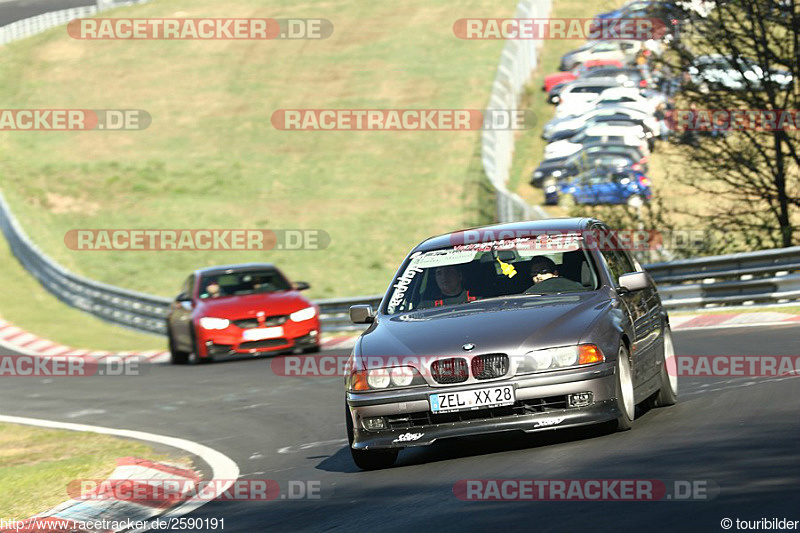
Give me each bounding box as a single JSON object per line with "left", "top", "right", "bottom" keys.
{"left": 387, "top": 254, "right": 424, "bottom": 313}
{"left": 453, "top": 234, "right": 581, "bottom": 253}
{"left": 416, "top": 249, "right": 477, "bottom": 268}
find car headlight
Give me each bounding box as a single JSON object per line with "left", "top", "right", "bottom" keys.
{"left": 199, "top": 317, "right": 230, "bottom": 330}
{"left": 349, "top": 366, "right": 426, "bottom": 391}
{"left": 552, "top": 170, "right": 562, "bottom": 177}
{"left": 290, "top": 306, "right": 316, "bottom": 322}
{"left": 367, "top": 368, "right": 391, "bottom": 389}
{"left": 534, "top": 171, "right": 543, "bottom": 178}
{"left": 518, "top": 345, "right": 604, "bottom": 374}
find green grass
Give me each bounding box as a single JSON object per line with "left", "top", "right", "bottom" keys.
{"left": 0, "top": 423, "right": 190, "bottom": 520}
{"left": 0, "top": 0, "right": 515, "bottom": 302}
{"left": 0, "top": 0, "right": 516, "bottom": 350}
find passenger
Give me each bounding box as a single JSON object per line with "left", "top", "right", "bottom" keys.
{"left": 525, "top": 257, "right": 584, "bottom": 293}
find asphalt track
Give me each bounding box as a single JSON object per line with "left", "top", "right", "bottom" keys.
{"left": 0, "top": 0, "right": 94, "bottom": 27}
{"left": 1, "top": 323, "right": 798, "bottom": 532}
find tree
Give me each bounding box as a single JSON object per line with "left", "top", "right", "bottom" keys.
{"left": 662, "top": 0, "right": 799, "bottom": 250}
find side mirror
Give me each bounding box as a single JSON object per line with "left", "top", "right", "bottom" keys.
{"left": 350, "top": 304, "right": 375, "bottom": 324}
{"left": 293, "top": 281, "right": 310, "bottom": 291}
{"left": 176, "top": 292, "right": 192, "bottom": 302}
{"left": 618, "top": 271, "right": 649, "bottom": 292}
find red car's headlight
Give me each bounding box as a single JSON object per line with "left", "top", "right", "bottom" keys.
{"left": 199, "top": 317, "right": 230, "bottom": 330}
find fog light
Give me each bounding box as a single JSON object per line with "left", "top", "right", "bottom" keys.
{"left": 568, "top": 392, "right": 593, "bottom": 408}
{"left": 363, "top": 417, "right": 386, "bottom": 430}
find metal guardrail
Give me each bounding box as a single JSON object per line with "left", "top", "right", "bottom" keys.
{"left": 2, "top": 187, "right": 799, "bottom": 337}
{"left": 0, "top": 1, "right": 148, "bottom": 45}
{"left": 646, "top": 247, "right": 800, "bottom": 309}
{"left": 483, "top": 0, "right": 551, "bottom": 223}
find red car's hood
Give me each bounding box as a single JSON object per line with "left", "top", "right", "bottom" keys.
{"left": 197, "top": 291, "right": 311, "bottom": 318}
{"left": 544, "top": 72, "right": 576, "bottom": 92}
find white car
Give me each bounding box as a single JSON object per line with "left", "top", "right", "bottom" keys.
{"left": 554, "top": 79, "right": 625, "bottom": 112}
{"left": 559, "top": 40, "right": 644, "bottom": 71}
{"left": 544, "top": 125, "right": 648, "bottom": 160}
{"left": 688, "top": 55, "right": 793, "bottom": 92}
{"left": 555, "top": 87, "right": 661, "bottom": 118}
{"left": 544, "top": 106, "right": 660, "bottom": 141}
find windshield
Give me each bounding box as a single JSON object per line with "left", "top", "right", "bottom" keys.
{"left": 384, "top": 236, "right": 599, "bottom": 315}
{"left": 199, "top": 269, "right": 292, "bottom": 299}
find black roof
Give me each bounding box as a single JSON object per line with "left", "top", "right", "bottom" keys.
{"left": 194, "top": 263, "right": 279, "bottom": 277}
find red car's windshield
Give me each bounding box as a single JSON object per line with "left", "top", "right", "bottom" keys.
{"left": 199, "top": 270, "right": 292, "bottom": 299}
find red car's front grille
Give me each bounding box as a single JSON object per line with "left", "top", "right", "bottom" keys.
{"left": 233, "top": 316, "right": 288, "bottom": 328}
{"left": 239, "top": 339, "right": 289, "bottom": 350}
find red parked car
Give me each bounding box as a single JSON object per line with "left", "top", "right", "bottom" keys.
{"left": 166, "top": 263, "right": 321, "bottom": 364}
{"left": 542, "top": 59, "right": 623, "bottom": 93}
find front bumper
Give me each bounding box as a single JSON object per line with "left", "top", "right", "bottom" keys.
{"left": 347, "top": 364, "right": 618, "bottom": 450}
{"left": 197, "top": 320, "right": 320, "bottom": 358}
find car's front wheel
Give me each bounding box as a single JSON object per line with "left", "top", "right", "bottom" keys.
{"left": 653, "top": 328, "right": 678, "bottom": 407}
{"left": 615, "top": 343, "right": 635, "bottom": 431}
{"left": 346, "top": 402, "right": 399, "bottom": 470}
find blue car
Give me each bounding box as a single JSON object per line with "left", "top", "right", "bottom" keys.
{"left": 546, "top": 168, "right": 652, "bottom": 208}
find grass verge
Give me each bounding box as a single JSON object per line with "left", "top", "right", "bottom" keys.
{"left": 0, "top": 422, "right": 190, "bottom": 520}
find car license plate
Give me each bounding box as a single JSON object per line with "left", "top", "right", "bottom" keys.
{"left": 430, "top": 385, "right": 515, "bottom": 414}
{"left": 242, "top": 326, "right": 284, "bottom": 341}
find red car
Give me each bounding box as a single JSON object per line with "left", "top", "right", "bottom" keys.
{"left": 166, "top": 263, "right": 321, "bottom": 364}
{"left": 542, "top": 59, "right": 623, "bottom": 93}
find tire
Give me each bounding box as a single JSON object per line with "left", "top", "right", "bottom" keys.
{"left": 653, "top": 328, "right": 678, "bottom": 407}
{"left": 302, "top": 345, "right": 321, "bottom": 354}
{"left": 168, "top": 330, "right": 190, "bottom": 365}
{"left": 615, "top": 344, "right": 635, "bottom": 431}
{"left": 346, "top": 402, "right": 399, "bottom": 470}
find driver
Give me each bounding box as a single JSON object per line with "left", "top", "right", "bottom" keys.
{"left": 422, "top": 266, "right": 476, "bottom": 307}
{"left": 205, "top": 280, "right": 222, "bottom": 298}
{"left": 524, "top": 257, "right": 584, "bottom": 293}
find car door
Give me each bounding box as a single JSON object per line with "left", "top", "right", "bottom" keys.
{"left": 168, "top": 274, "right": 195, "bottom": 350}
{"left": 616, "top": 246, "right": 662, "bottom": 387}
{"left": 596, "top": 232, "right": 651, "bottom": 389}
